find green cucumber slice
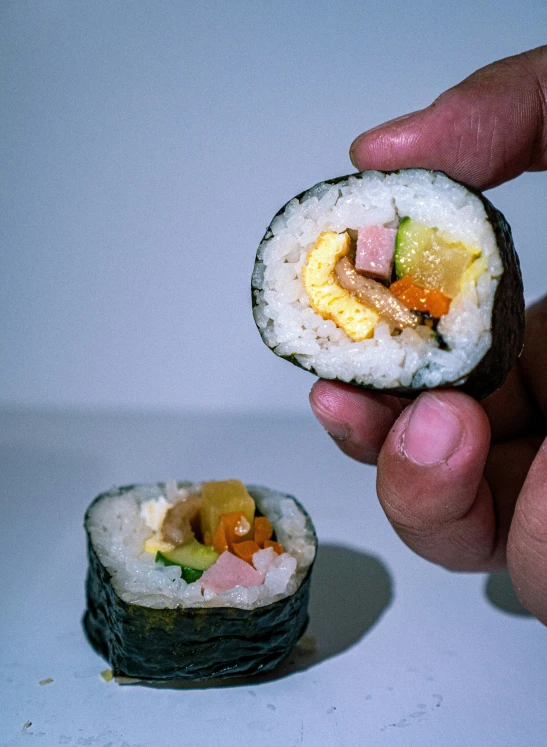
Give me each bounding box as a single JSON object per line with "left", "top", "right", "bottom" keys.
{"left": 156, "top": 537, "right": 219, "bottom": 572}
{"left": 156, "top": 552, "right": 204, "bottom": 583}
{"left": 394, "top": 216, "right": 430, "bottom": 279}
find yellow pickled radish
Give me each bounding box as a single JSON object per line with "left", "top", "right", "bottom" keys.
{"left": 200, "top": 480, "right": 255, "bottom": 540}
{"left": 395, "top": 219, "right": 481, "bottom": 299}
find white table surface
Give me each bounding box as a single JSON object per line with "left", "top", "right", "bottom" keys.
{"left": 1, "top": 407, "right": 546, "bottom": 746}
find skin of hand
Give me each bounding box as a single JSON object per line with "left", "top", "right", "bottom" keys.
{"left": 309, "top": 45, "right": 547, "bottom": 625}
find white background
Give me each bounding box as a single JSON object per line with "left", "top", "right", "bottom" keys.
{"left": 2, "top": 0, "right": 547, "bottom": 413}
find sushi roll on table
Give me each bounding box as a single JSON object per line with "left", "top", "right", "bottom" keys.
{"left": 84, "top": 480, "right": 316, "bottom": 681}
{"left": 252, "top": 169, "right": 524, "bottom": 399}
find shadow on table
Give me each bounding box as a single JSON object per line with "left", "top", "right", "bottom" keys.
{"left": 133, "top": 543, "right": 393, "bottom": 689}
{"left": 484, "top": 569, "right": 532, "bottom": 618}
{"left": 298, "top": 543, "right": 393, "bottom": 663}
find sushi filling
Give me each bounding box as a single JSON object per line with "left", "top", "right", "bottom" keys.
{"left": 86, "top": 481, "right": 316, "bottom": 610}
{"left": 302, "top": 220, "right": 481, "bottom": 338}
{"left": 143, "top": 480, "right": 285, "bottom": 592}
{"left": 253, "top": 170, "right": 503, "bottom": 389}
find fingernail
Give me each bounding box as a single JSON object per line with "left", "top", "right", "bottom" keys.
{"left": 350, "top": 111, "right": 421, "bottom": 167}
{"left": 402, "top": 394, "right": 463, "bottom": 465}
{"left": 310, "top": 401, "right": 351, "bottom": 441}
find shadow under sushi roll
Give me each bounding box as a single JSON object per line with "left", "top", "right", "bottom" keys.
{"left": 93, "top": 543, "right": 393, "bottom": 689}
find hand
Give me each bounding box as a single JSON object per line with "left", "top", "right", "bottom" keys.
{"left": 309, "top": 46, "right": 547, "bottom": 625}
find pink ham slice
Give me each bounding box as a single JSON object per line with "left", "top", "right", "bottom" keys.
{"left": 200, "top": 551, "right": 264, "bottom": 594}
{"left": 355, "top": 225, "right": 397, "bottom": 281}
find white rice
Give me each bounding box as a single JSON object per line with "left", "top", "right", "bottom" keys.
{"left": 86, "top": 483, "right": 316, "bottom": 611}
{"left": 252, "top": 170, "right": 503, "bottom": 388}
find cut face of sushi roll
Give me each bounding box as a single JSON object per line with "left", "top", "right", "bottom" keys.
{"left": 252, "top": 170, "right": 524, "bottom": 398}
{"left": 84, "top": 480, "right": 316, "bottom": 681}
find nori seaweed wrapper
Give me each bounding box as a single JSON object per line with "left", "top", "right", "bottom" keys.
{"left": 83, "top": 484, "right": 316, "bottom": 682}
{"left": 252, "top": 170, "right": 524, "bottom": 400}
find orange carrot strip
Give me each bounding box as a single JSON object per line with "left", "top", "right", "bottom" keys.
{"left": 389, "top": 275, "right": 413, "bottom": 292}
{"left": 390, "top": 276, "right": 451, "bottom": 318}
{"left": 212, "top": 521, "right": 228, "bottom": 554}
{"left": 253, "top": 516, "right": 273, "bottom": 547}
{"left": 232, "top": 540, "right": 261, "bottom": 565}
{"left": 218, "top": 512, "right": 252, "bottom": 549}
{"left": 264, "top": 540, "right": 283, "bottom": 555}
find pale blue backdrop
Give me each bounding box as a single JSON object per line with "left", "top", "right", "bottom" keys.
{"left": 2, "top": 0, "right": 546, "bottom": 412}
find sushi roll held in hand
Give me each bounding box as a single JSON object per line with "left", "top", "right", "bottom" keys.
{"left": 84, "top": 480, "right": 316, "bottom": 682}
{"left": 252, "top": 170, "right": 524, "bottom": 399}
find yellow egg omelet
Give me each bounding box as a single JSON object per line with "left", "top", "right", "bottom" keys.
{"left": 144, "top": 533, "right": 176, "bottom": 556}
{"left": 302, "top": 231, "right": 379, "bottom": 341}
{"left": 459, "top": 255, "right": 489, "bottom": 289}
